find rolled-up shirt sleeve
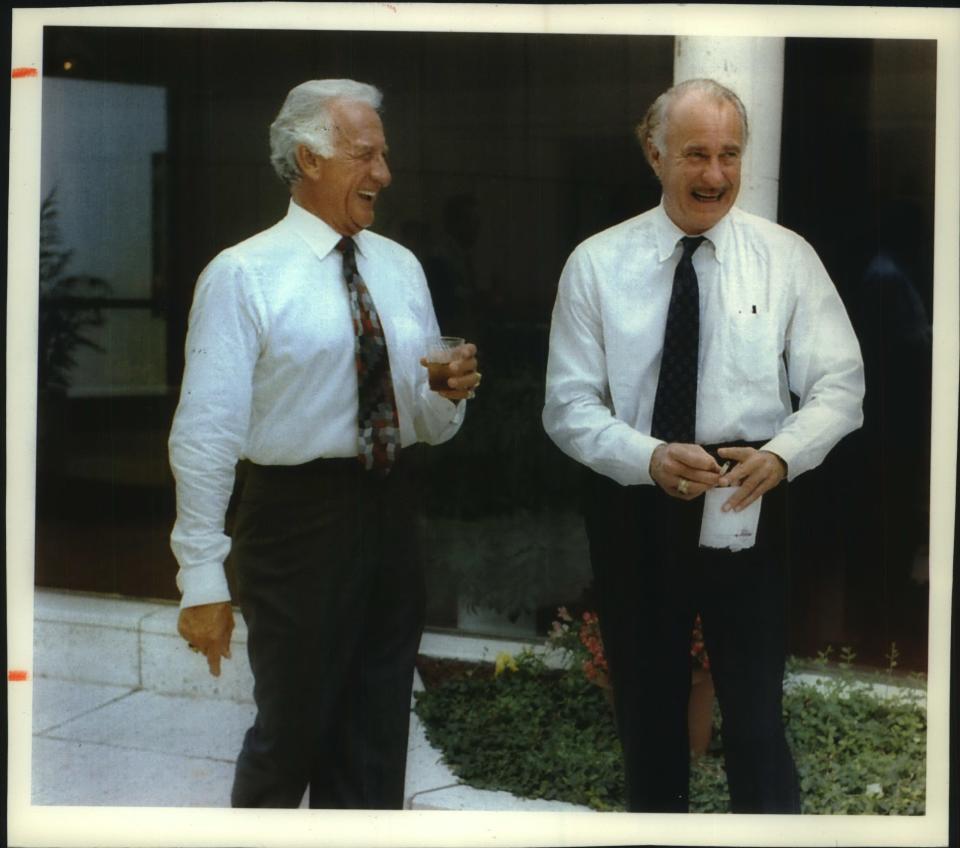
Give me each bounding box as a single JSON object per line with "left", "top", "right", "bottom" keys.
{"left": 762, "top": 239, "right": 865, "bottom": 479}
{"left": 543, "top": 247, "right": 661, "bottom": 486}
{"left": 169, "top": 254, "right": 264, "bottom": 608}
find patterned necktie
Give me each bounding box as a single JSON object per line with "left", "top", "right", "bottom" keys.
{"left": 336, "top": 237, "right": 400, "bottom": 472}
{"left": 650, "top": 236, "right": 706, "bottom": 444}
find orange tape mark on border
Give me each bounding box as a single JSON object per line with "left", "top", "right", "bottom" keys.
{"left": 11, "top": 67, "right": 38, "bottom": 79}
{"left": 8, "top": 670, "right": 29, "bottom": 682}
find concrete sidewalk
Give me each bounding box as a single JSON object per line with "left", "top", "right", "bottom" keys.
{"left": 29, "top": 588, "right": 591, "bottom": 812}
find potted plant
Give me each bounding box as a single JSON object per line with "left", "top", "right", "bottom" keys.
{"left": 688, "top": 614, "right": 715, "bottom": 756}
{"left": 38, "top": 187, "right": 111, "bottom": 390}
{"left": 548, "top": 607, "right": 715, "bottom": 754}
{"left": 37, "top": 187, "right": 110, "bottom": 475}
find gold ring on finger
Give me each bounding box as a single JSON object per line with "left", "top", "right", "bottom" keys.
{"left": 677, "top": 478, "right": 690, "bottom": 495}
{"left": 474, "top": 372, "right": 482, "bottom": 387}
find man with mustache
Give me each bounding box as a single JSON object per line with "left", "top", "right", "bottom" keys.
{"left": 169, "top": 79, "right": 480, "bottom": 809}
{"left": 543, "top": 78, "right": 864, "bottom": 812}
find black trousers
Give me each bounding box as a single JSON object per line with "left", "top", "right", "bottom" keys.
{"left": 229, "top": 457, "right": 425, "bottom": 809}
{"left": 583, "top": 444, "right": 801, "bottom": 813}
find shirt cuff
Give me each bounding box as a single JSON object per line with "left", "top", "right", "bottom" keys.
{"left": 760, "top": 435, "right": 799, "bottom": 481}
{"left": 633, "top": 435, "right": 664, "bottom": 486}
{"left": 177, "top": 563, "right": 231, "bottom": 609}
{"left": 597, "top": 431, "right": 662, "bottom": 486}
{"left": 420, "top": 382, "right": 467, "bottom": 421}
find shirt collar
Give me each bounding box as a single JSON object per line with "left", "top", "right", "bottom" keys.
{"left": 285, "top": 199, "right": 370, "bottom": 259}
{"left": 653, "top": 200, "right": 688, "bottom": 263}
{"left": 652, "top": 197, "right": 732, "bottom": 264}
{"left": 702, "top": 208, "right": 732, "bottom": 264}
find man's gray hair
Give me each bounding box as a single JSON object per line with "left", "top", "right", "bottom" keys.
{"left": 269, "top": 79, "right": 383, "bottom": 186}
{"left": 636, "top": 78, "right": 749, "bottom": 167}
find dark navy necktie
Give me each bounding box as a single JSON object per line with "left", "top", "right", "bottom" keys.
{"left": 650, "top": 236, "right": 706, "bottom": 444}
{"left": 336, "top": 237, "right": 400, "bottom": 472}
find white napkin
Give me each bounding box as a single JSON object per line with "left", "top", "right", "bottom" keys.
{"left": 699, "top": 487, "right": 762, "bottom": 551}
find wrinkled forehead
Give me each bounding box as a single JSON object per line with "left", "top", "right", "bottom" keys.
{"left": 667, "top": 92, "right": 745, "bottom": 146}
{"left": 328, "top": 99, "right": 387, "bottom": 147}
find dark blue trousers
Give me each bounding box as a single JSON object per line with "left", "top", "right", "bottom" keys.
{"left": 583, "top": 446, "right": 801, "bottom": 814}
{"left": 229, "top": 457, "right": 425, "bottom": 809}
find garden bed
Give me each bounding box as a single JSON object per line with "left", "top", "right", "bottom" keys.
{"left": 414, "top": 651, "right": 926, "bottom": 814}
{"left": 416, "top": 655, "right": 496, "bottom": 688}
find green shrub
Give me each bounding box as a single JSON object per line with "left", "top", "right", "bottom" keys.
{"left": 784, "top": 674, "right": 926, "bottom": 814}
{"left": 415, "top": 651, "right": 626, "bottom": 810}
{"left": 414, "top": 651, "right": 926, "bottom": 814}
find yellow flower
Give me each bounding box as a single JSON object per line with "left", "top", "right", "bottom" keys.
{"left": 494, "top": 652, "right": 518, "bottom": 677}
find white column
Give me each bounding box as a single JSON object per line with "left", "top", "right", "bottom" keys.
{"left": 674, "top": 37, "right": 785, "bottom": 223}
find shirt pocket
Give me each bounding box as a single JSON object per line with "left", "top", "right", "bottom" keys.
{"left": 723, "top": 310, "right": 781, "bottom": 389}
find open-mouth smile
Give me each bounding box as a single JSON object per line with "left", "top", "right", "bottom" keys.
{"left": 691, "top": 190, "right": 725, "bottom": 203}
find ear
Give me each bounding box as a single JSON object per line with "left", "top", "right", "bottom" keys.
{"left": 295, "top": 144, "right": 324, "bottom": 181}
{"left": 646, "top": 138, "right": 663, "bottom": 179}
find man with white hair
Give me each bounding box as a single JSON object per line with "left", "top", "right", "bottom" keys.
{"left": 169, "top": 79, "right": 480, "bottom": 809}
{"left": 543, "top": 78, "right": 864, "bottom": 812}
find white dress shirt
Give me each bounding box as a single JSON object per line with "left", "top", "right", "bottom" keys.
{"left": 170, "top": 200, "right": 465, "bottom": 608}
{"left": 543, "top": 202, "right": 865, "bottom": 487}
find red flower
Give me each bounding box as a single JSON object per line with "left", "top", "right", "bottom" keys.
{"left": 551, "top": 606, "right": 708, "bottom": 686}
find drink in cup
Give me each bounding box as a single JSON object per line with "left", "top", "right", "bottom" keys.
{"left": 425, "top": 336, "right": 465, "bottom": 392}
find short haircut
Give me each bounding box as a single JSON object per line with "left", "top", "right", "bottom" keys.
{"left": 269, "top": 79, "right": 383, "bottom": 186}
{"left": 635, "top": 78, "right": 749, "bottom": 168}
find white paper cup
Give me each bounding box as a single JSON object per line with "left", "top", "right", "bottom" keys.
{"left": 699, "top": 486, "right": 762, "bottom": 551}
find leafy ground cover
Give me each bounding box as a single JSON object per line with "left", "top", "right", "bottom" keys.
{"left": 413, "top": 650, "right": 926, "bottom": 814}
